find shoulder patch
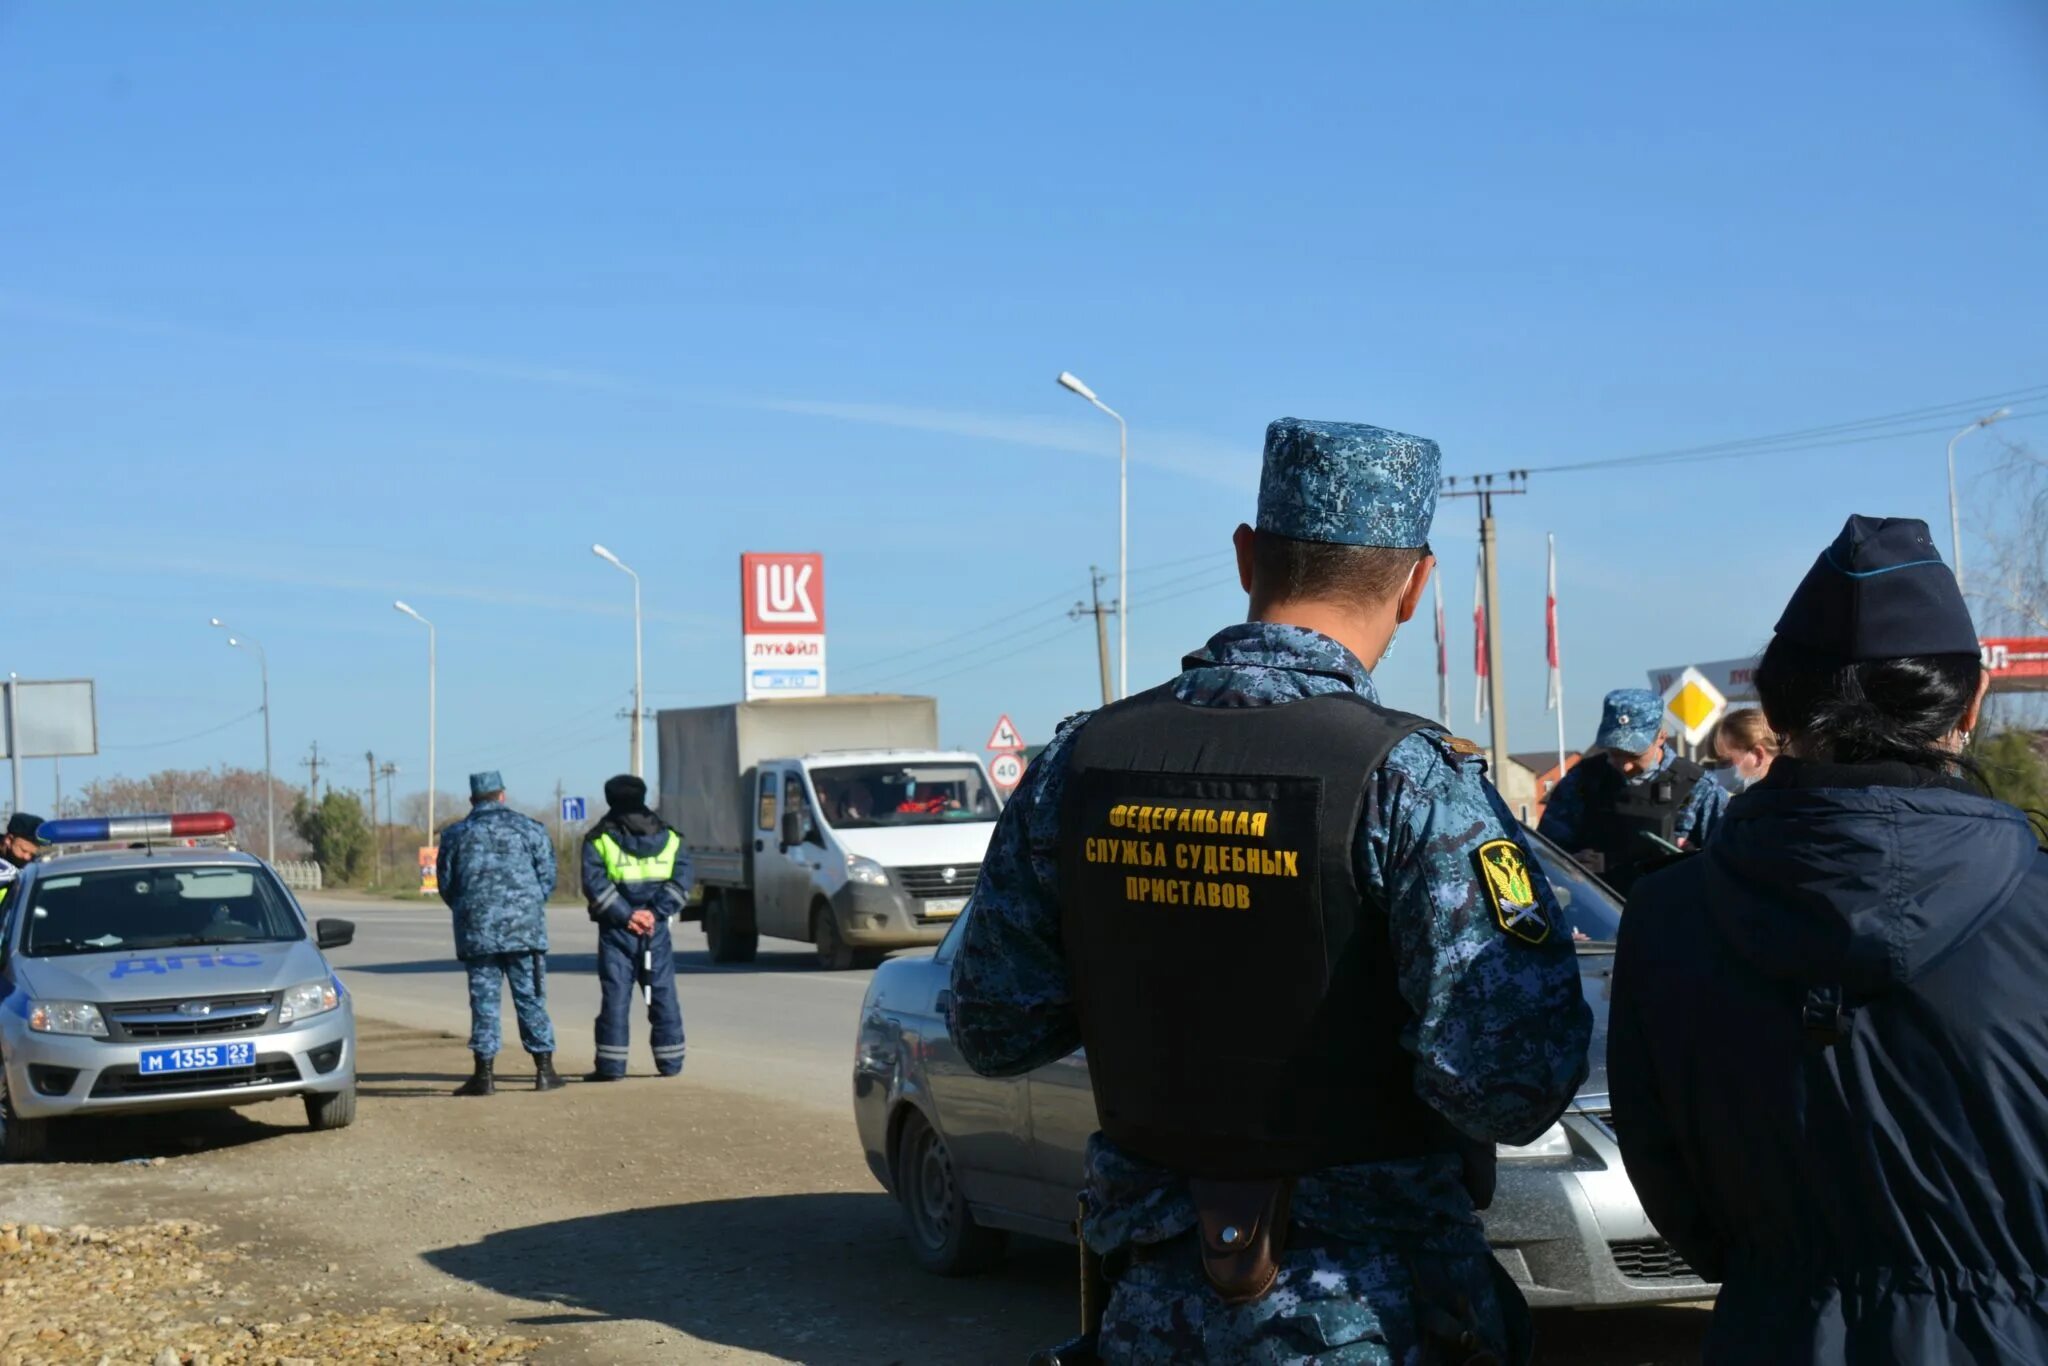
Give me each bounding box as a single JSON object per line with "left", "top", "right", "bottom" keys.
{"left": 1474, "top": 838, "right": 1551, "bottom": 945}
{"left": 1441, "top": 735, "right": 1487, "bottom": 757}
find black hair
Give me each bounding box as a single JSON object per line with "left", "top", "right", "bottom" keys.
{"left": 1249, "top": 533, "right": 1427, "bottom": 614}
{"left": 1753, "top": 635, "right": 1982, "bottom": 769}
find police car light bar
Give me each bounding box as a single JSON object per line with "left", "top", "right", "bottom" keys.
{"left": 37, "top": 812, "right": 236, "bottom": 843}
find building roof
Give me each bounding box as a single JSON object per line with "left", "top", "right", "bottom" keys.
{"left": 1510, "top": 750, "right": 1581, "bottom": 775}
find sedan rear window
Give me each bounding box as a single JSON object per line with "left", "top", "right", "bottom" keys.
{"left": 22, "top": 866, "right": 304, "bottom": 957}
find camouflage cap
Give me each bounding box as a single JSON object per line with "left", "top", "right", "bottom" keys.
{"left": 468, "top": 770, "right": 505, "bottom": 800}
{"left": 1594, "top": 689, "right": 1665, "bottom": 754}
{"left": 1256, "top": 417, "right": 1441, "bottom": 549}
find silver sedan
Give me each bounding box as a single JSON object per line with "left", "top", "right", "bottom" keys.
{"left": 851, "top": 830, "right": 1713, "bottom": 1309}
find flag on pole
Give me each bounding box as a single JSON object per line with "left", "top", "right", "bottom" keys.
{"left": 1473, "top": 547, "right": 1490, "bottom": 725}
{"left": 1434, "top": 571, "right": 1451, "bottom": 728}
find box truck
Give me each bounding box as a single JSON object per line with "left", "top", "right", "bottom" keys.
{"left": 656, "top": 696, "right": 1003, "bottom": 969}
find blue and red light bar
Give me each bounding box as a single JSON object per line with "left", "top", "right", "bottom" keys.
{"left": 37, "top": 812, "right": 236, "bottom": 843}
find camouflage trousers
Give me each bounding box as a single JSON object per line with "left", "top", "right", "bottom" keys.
{"left": 1097, "top": 1237, "right": 1529, "bottom": 1366}
{"left": 464, "top": 951, "right": 557, "bottom": 1057}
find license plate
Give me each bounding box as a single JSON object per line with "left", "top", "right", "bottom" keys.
{"left": 922, "top": 897, "right": 967, "bottom": 919}
{"left": 138, "top": 1042, "right": 256, "bottom": 1075}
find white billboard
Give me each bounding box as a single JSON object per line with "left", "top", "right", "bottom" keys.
{"left": 0, "top": 679, "right": 98, "bottom": 759}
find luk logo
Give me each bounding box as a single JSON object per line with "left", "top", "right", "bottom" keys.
{"left": 742, "top": 553, "right": 826, "bottom": 634}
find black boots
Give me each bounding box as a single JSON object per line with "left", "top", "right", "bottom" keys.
{"left": 453, "top": 1053, "right": 494, "bottom": 1097}
{"left": 532, "top": 1053, "right": 565, "bottom": 1092}
{"left": 582, "top": 1069, "right": 623, "bottom": 1083}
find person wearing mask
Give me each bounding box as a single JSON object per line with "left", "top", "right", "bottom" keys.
{"left": 0, "top": 813, "right": 47, "bottom": 910}
{"left": 950, "top": 417, "right": 1591, "bottom": 1364}
{"left": 436, "top": 771, "right": 563, "bottom": 1096}
{"left": 1709, "top": 708, "right": 1780, "bottom": 793}
{"left": 1609, "top": 514, "right": 2048, "bottom": 1363}
{"left": 1537, "top": 688, "right": 1730, "bottom": 893}
{"left": 580, "top": 774, "right": 690, "bottom": 1082}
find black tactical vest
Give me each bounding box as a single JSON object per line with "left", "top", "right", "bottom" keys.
{"left": 1056, "top": 684, "right": 1453, "bottom": 1179}
{"left": 1574, "top": 755, "right": 1705, "bottom": 894}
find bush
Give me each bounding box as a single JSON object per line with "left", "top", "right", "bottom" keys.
{"left": 291, "top": 790, "right": 373, "bottom": 886}
{"left": 1974, "top": 729, "right": 2048, "bottom": 822}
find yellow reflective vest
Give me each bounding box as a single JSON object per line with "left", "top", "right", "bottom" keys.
{"left": 593, "top": 830, "right": 682, "bottom": 885}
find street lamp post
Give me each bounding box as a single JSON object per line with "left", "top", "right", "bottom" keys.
{"left": 1946, "top": 406, "right": 2012, "bottom": 595}
{"left": 592, "top": 544, "right": 645, "bottom": 778}
{"left": 1057, "top": 371, "right": 1129, "bottom": 698}
{"left": 392, "top": 602, "right": 437, "bottom": 843}
{"left": 209, "top": 619, "right": 275, "bottom": 862}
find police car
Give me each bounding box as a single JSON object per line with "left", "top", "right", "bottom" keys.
{"left": 0, "top": 813, "right": 357, "bottom": 1160}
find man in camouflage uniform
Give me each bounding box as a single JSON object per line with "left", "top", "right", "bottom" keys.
{"left": 950, "top": 418, "right": 1593, "bottom": 1365}
{"left": 436, "top": 770, "right": 565, "bottom": 1096}
{"left": 1538, "top": 688, "right": 1729, "bottom": 895}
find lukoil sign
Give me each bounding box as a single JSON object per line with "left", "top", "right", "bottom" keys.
{"left": 741, "top": 552, "right": 827, "bottom": 700}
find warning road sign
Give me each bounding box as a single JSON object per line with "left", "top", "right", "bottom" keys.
{"left": 989, "top": 752, "right": 1026, "bottom": 790}
{"left": 1661, "top": 666, "right": 1728, "bottom": 747}
{"left": 986, "top": 715, "right": 1025, "bottom": 752}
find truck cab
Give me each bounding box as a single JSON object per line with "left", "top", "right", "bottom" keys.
{"left": 747, "top": 750, "right": 1000, "bottom": 969}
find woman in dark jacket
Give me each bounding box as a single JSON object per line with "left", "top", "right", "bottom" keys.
{"left": 1610, "top": 514, "right": 2048, "bottom": 1365}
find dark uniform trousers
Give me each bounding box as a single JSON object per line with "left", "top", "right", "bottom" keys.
{"left": 593, "top": 923, "right": 685, "bottom": 1077}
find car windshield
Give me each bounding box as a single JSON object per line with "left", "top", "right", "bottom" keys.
{"left": 20, "top": 865, "right": 304, "bottom": 957}
{"left": 1525, "top": 833, "right": 1622, "bottom": 945}
{"left": 809, "top": 763, "right": 1000, "bottom": 829}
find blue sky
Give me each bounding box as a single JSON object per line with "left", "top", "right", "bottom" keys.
{"left": 5, "top": 2, "right": 2045, "bottom": 815}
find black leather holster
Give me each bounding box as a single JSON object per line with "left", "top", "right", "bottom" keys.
{"left": 1188, "top": 1176, "right": 1295, "bottom": 1306}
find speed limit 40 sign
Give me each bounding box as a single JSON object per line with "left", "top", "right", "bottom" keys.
{"left": 989, "top": 752, "right": 1026, "bottom": 791}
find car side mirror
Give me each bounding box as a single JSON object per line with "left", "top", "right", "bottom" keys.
{"left": 780, "top": 811, "right": 804, "bottom": 848}
{"left": 315, "top": 917, "right": 355, "bottom": 950}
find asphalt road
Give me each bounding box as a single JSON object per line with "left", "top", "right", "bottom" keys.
{"left": 311, "top": 894, "right": 879, "bottom": 1109}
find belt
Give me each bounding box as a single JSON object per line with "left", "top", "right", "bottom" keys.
{"left": 1128, "top": 1223, "right": 1345, "bottom": 1266}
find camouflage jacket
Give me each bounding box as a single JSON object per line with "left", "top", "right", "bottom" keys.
{"left": 1537, "top": 746, "right": 1729, "bottom": 852}
{"left": 436, "top": 801, "right": 556, "bottom": 960}
{"left": 948, "top": 622, "right": 1593, "bottom": 1260}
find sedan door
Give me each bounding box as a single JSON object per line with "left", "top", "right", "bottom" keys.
{"left": 920, "top": 920, "right": 1042, "bottom": 1221}
{"left": 1026, "top": 1047, "right": 1096, "bottom": 1227}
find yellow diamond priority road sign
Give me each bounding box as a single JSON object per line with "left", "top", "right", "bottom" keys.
{"left": 1662, "top": 666, "right": 1728, "bottom": 747}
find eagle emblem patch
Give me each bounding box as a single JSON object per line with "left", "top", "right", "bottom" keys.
{"left": 1476, "top": 839, "right": 1550, "bottom": 945}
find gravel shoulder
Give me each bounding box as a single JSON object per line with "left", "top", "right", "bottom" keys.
{"left": 0, "top": 1017, "right": 1706, "bottom": 1365}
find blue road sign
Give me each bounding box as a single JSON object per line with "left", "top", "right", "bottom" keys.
{"left": 561, "top": 796, "right": 587, "bottom": 823}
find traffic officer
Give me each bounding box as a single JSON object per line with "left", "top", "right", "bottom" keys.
{"left": 949, "top": 417, "right": 1593, "bottom": 1365}
{"left": 1537, "top": 688, "right": 1729, "bottom": 894}
{"left": 580, "top": 774, "right": 690, "bottom": 1082}
{"left": 435, "top": 771, "right": 564, "bottom": 1096}
{"left": 1611, "top": 515, "right": 2048, "bottom": 1362}
{"left": 0, "top": 813, "right": 47, "bottom": 910}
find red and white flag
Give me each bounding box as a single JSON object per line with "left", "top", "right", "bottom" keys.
{"left": 1473, "top": 548, "right": 1490, "bottom": 725}
{"left": 1434, "top": 571, "right": 1451, "bottom": 728}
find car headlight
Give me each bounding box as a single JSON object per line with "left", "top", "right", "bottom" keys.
{"left": 847, "top": 856, "right": 890, "bottom": 886}
{"left": 28, "top": 1001, "right": 109, "bottom": 1038}
{"left": 1497, "top": 1121, "right": 1573, "bottom": 1161}
{"left": 278, "top": 979, "right": 340, "bottom": 1024}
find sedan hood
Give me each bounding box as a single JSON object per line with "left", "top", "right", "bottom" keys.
{"left": 15, "top": 939, "right": 326, "bottom": 1003}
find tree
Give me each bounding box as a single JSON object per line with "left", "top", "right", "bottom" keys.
{"left": 291, "top": 790, "right": 373, "bottom": 885}
{"left": 1974, "top": 730, "right": 2048, "bottom": 822}
{"left": 74, "top": 767, "right": 308, "bottom": 859}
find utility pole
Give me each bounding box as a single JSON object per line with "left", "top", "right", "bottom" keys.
{"left": 301, "top": 741, "right": 324, "bottom": 801}
{"left": 378, "top": 761, "right": 399, "bottom": 857}
{"left": 553, "top": 778, "right": 565, "bottom": 847}
{"left": 366, "top": 750, "right": 381, "bottom": 885}
{"left": 1068, "top": 566, "right": 1119, "bottom": 707}
{"left": 1441, "top": 472, "right": 1528, "bottom": 780}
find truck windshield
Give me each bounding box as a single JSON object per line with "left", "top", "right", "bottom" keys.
{"left": 21, "top": 865, "right": 305, "bottom": 957}
{"left": 809, "top": 763, "right": 999, "bottom": 829}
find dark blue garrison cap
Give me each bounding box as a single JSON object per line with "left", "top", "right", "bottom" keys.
{"left": 468, "top": 770, "right": 505, "bottom": 800}
{"left": 1257, "top": 418, "right": 1441, "bottom": 549}
{"left": 1775, "top": 515, "right": 1979, "bottom": 661}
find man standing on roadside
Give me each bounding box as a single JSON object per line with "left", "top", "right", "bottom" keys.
{"left": 581, "top": 774, "right": 690, "bottom": 1082}
{"left": 436, "top": 771, "right": 564, "bottom": 1096}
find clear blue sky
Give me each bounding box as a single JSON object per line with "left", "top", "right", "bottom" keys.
{"left": 5, "top": 2, "right": 2045, "bottom": 815}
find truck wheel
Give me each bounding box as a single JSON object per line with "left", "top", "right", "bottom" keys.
{"left": 0, "top": 1086, "right": 49, "bottom": 1162}
{"left": 813, "top": 902, "right": 856, "bottom": 971}
{"left": 704, "top": 891, "right": 759, "bottom": 964}
{"left": 894, "top": 1109, "right": 1005, "bottom": 1275}
{"left": 304, "top": 1082, "right": 357, "bottom": 1131}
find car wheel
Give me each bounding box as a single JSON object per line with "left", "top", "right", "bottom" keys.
{"left": 704, "top": 891, "right": 759, "bottom": 965}
{"left": 813, "top": 902, "right": 856, "bottom": 971}
{"left": 894, "top": 1109, "right": 1005, "bottom": 1275}
{"left": 0, "top": 1084, "right": 48, "bottom": 1163}
{"left": 304, "top": 1083, "right": 357, "bottom": 1131}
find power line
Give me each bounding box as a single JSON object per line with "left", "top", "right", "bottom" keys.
{"left": 914, "top": 616, "right": 1084, "bottom": 689}
{"left": 103, "top": 707, "right": 264, "bottom": 752}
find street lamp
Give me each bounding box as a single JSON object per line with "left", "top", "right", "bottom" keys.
{"left": 392, "top": 601, "right": 437, "bottom": 843}
{"left": 209, "top": 619, "right": 275, "bottom": 863}
{"left": 592, "top": 544, "right": 645, "bottom": 778}
{"left": 1057, "top": 371, "right": 1129, "bottom": 698}
{"left": 1946, "top": 406, "right": 2011, "bottom": 595}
